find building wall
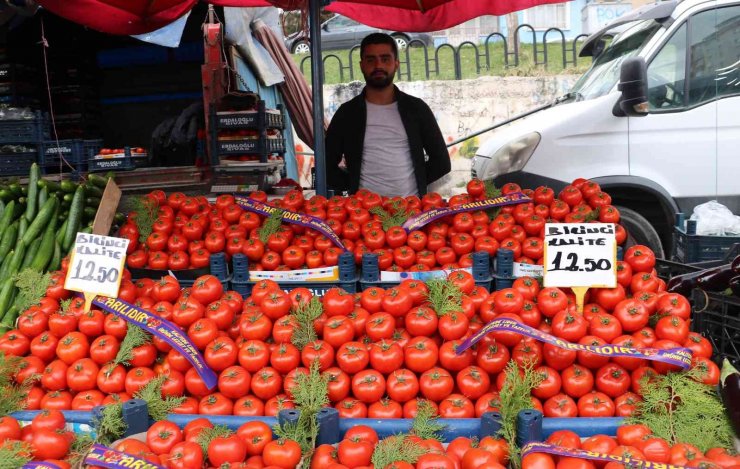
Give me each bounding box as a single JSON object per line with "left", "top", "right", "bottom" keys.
{"left": 499, "top": 0, "right": 589, "bottom": 42}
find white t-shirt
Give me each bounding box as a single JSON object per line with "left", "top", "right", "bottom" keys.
{"left": 359, "top": 101, "right": 418, "bottom": 197}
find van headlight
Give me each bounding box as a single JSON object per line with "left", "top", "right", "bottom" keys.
{"left": 476, "top": 132, "right": 541, "bottom": 181}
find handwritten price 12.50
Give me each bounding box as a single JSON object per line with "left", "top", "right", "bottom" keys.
{"left": 549, "top": 251, "right": 611, "bottom": 272}
{"left": 69, "top": 259, "right": 120, "bottom": 283}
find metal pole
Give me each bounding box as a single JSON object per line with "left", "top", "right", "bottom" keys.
{"left": 309, "top": 0, "right": 327, "bottom": 196}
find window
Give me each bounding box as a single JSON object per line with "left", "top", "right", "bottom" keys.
{"left": 522, "top": 3, "right": 570, "bottom": 31}
{"left": 648, "top": 5, "right": 740, "bottom": 110}
{"left": 647, "top": 24, "right": 687, "bottom": 110}
{"left": 688, "top": 5, "right": 740, "bottom": 105}
{"left": 330, "top": 16, "right": 357, "bottom": 29}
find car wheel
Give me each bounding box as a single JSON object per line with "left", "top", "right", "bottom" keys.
{"left": 292, "top": 41, "right": 310, "bottom": 54}
{"left": 392, "top": 34, "right": 409, "bottom": 50}
{"left": 615, "top": 205, "right": 666, "bottom": 259}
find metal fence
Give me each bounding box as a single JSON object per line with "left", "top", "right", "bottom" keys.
{"left": 298, "top": 25, "right": 590, "bottom": 82}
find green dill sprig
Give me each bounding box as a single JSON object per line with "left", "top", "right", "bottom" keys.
{"left": 258, "top": 209, "right": 285, "bottom": 243}
{"left": 291, "top": 297, "right": 323, "bottom": 351}
{"left": 424, "top": 278, "right": 463, "bottom": 317}
{"left": 128, "top": 196, "right": 159, "bottom": 243}
{"left": 111, "top": 324, "right": 151, "bottom": 367}
{"left": 67, "top": 432, "right": 95, "bottom": 467}
{"left": 134, "top": 375, "right": 186, "bottom": 421}
{"left": 274, "top": 360, "right": 329, "bottom": 454}
{"left": 626, "top": 368, "right": 735, "bottom": 452}
{"left": 370, "top": 201, "right": 411, "bottom": 231}
{"left": 411, "top": 400, "right": 445, "bottom": 441}
{"left": 0, "top": 352, "right": 37, "bottom": 417}
{"left": 371, "top": 434, "right": 426, "bottom": 469}
{"left": 484, "top": 181, "right": 502, "bottom": 220}
{"left": 196, "top": 425, "right": 234, "bottom": 456}
{"left": 0, "top": 441, "right": 32, "bottom": 467}
{"left": 497, "top": 361, "right": 544, "bottom": 469}
{"left": 93, "top": 403, "right": 126, "bottom": 446}
{"left": 13, "top": 269, "right": 51, "bottom": 313}
{"left": 93, "top": 375, "right": 185, "bottom": 445}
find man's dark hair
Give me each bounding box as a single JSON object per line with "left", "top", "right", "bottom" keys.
{"left": 360, "top": 32, "right": 398, "bottom": 59}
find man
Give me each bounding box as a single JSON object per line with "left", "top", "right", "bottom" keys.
{"left": 325, "top": 33, "right": 451, "bottom": 197}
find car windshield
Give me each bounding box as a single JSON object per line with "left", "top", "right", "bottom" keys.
{"left": 569, "top": 20, "right": 663, "bottom": 100}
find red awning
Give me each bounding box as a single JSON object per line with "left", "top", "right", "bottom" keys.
{"left": 327, "top": 0, "right": 570, "bottom": 32}
{"left": 36, "top": 0, "right": 198, "bottom": 35}
{"left": 36, "top": 0, "right": 568, "bottom": 35}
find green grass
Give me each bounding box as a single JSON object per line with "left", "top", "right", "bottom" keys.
{"left": 293, "top": 42, "right": 591, "bottom": 85}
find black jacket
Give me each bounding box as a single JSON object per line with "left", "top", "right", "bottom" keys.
{"left": 325, "top": 86, "right": 451, "bottom": 196}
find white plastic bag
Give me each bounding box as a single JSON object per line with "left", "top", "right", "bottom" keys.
{"left": 689, "top": 200, "right": 740, "bottom": 236}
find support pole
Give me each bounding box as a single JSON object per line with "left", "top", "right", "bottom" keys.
{"left": 309, "top": 0, "right": 327, "bottom": 196}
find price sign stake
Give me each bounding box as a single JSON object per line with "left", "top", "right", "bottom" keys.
{"left": 64, "top": 233, "right": 129, "bottom": 313}
{"left": 543, "top": 223, "right": 617, "bottom": 312}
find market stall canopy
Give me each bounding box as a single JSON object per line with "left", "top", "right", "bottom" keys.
{"left": 36, "top": 0, "right": 569, "bottom": 35}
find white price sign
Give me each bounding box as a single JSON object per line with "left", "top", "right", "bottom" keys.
{"left": 543, "top": 223, "right": 617, "bottom": 289}
{"left": 64, "top": 233, "right": 129, "bottom": 301}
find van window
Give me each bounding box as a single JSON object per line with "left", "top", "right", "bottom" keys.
{"left": 648, "top": 5, "right": 740, "bottom": 110}
{"left": 688, "top": 5, "right": 740, "bottom": 105}
{"left": 648, "top": 24, "right": 687, "bottom": 109}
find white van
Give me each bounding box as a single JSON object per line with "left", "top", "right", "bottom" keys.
{"left": 471, "top": 0, "right": 740, "bottom": 258}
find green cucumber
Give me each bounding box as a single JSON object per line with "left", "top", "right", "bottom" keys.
{"left": 86, "top": 197, "right": 101, "bottom": 207}
{"left": 1, "top": 304, "right": 19, "bottom": 330}
{"left": 38, "top": 186, "right": 48, "bottom": 209}
{"left": 0, "top": 200, "right": 4, "bottom": 220}
{"left": 24, "top": 163, "right": 39, "bottom": 222}
{"left": 29, "top": 205, "right": 58, "bottom": 272}
{"left": 63, "top": 185, "right": 85, "bottom": 251}
{"left": 22, "top": 237, "right": 41, "bottom": 270}
{"left": 60, "top": 180, "right": 77, "bottom": 193}
{"left": 48, "top": 240, "right": 61, "bottom": 272}
{"left": 88, "top": 173, "right": 111, "bottom": 189}
{"left": 56, "top": 219, "right": 69, "bottom": 245}
{"left": 39, "top": 179, "right": 62, "bottom": 192}
{"left": 63, "top": 193, "right": 74, "bottom": 203}
{"left": 0, "top": 190, "right": 13, "bottom": 202}
{"left": 85, "top": 185, "right": 103, "bottom": 198}
{"left": 0, "top": 250, "right": 12, "bottom": 278}
{"left": 0, "top": 200, "right": 14, "bottom": 241}
{"left": 83, "top": 206, "right": 97, "bottom": 220}
{"left": 7, "top": 241, "right": 26, "bottom": 276}
{"left": 0, "top": 223, "right": 18, "bottom": 265}
{"left": 0, "top": 278, "right": 14, "bottom": 325}
{"left": 21, "top": 197, "right": 57, "bottom": 246}
{"left": 8, "top": 183, "right": 21, "bottom": 197}
{"left": 16, "top": 217, "right": 28, "bottom": 250}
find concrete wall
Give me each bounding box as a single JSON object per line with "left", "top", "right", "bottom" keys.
{"left": 313, "top": 75, "right": 578, "bottom": 195}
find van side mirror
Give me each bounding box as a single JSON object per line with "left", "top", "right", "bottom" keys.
{"left": 615, "top": 57, "right": 649, "bottom": 117}
{"left": 322, "top": 23, "right": 329, "bottom": 31}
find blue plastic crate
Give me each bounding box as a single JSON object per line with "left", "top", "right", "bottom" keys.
{"left": 41, "top": 139, "right": 85, "bottom": 170}
{"left": 691, "top": 288, "right": 740, "bottom": 366}
{"left": 673, "top": 213, "right": 740, "bottom": 263}
{"left": 0, "top": 147, "right": 41, "bottom": 176}
{"left": 359, "top": 251, "right": 492, "bottom": 291}
{"left": 231, "top": 251, "right": 358, "bottom": 297}
{"left": 541, "top": 417, "right": 624, "bottom": 438}
{"left": 0, "top": 111, "right": 49, "bottom": 144}
{"left": 88, "top": 146, "right": 147, "bottom": 172}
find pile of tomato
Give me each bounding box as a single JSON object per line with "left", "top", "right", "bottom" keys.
{"left": 112, "top": 419, "right": 290, "bottom": 469}
{"left": 0, "top": 240, "right": 717, "bottom": 420}
{"left": 0, "top": 411, "right": 75, "bottom": 467}
{"left": 531, "top": 426, "right": 740, "bottom": 469}
{"left": 121, "top": 177, "right": 626, "bottom": 272}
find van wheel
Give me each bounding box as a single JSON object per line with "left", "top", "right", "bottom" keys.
{"left": 615, "top": 206, "right": 665, "bottom": 259}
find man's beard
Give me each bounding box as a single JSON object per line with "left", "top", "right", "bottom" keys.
{"left": 364, "top": 70, "right": 394, "bottom": 89}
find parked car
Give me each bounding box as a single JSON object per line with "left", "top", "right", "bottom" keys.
{"left": 471, "top": 0, "right": 740, "bottom": 258}
{"left": 285, "top": 14, "right": 434, "bottom": 54}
